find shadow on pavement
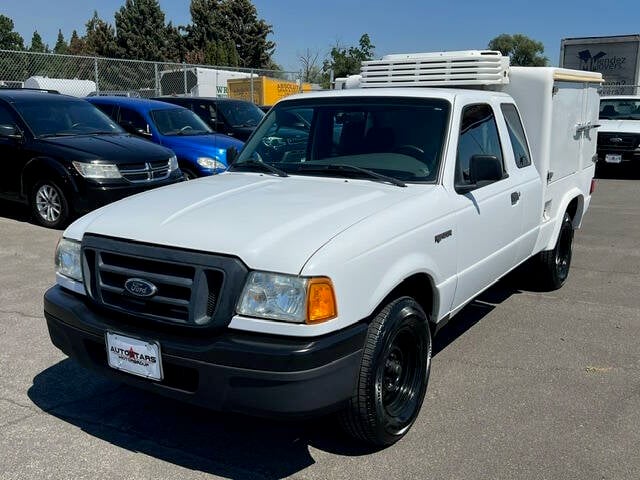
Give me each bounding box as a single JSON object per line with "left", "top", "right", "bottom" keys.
{"left": 28, "top": 274, "right": 527, "bottom": 479}
{"left": 0, "top": 200, "right": 31, "bottom": 223}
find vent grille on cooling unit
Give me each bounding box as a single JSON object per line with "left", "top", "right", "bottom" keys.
{"left": 359, "top": 50, "right": 510, "bottom": 88}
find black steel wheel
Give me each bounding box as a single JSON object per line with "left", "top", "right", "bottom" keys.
{"left": 536, "top": 211, "right": 574, "bottom": 290}
{"left": 340, "top": 297, "right": 431, "bottom": 446}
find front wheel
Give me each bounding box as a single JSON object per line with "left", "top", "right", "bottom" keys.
{"left": 340, "top": 297, "right": 432, "bottom": 446}
{"left": 30, "top": 180, "right": 70, "bottom": 229}
{"left": 535, "top": 211, "right": 574, "bottom": 290}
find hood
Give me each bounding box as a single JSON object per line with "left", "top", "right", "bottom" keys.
{"left": 598, "top": 119, "right": 640, "bottom": 134}
{"left": 161, "top": 133, "right": 243, "bottom": 151}
{"left": 69, "top": 173, "right": 421, "bottom": 273}
{"left": 39, "top": 134, "right": 172, "bottom": 163}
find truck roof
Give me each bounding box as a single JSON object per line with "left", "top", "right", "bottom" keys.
{"left": 280, "top": 87, "right": 512, "bottom": 104}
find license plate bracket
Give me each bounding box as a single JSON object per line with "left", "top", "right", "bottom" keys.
{"left": 106, "top": 332, "right": 163, "bottom": 381}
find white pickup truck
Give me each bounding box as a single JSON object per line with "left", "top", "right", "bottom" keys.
{"left": 44, "top": 51, "right": 602, "bottom": 446}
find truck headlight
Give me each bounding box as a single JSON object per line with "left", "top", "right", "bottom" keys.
{"left": 72, "top": 161, "right": 122, "bottom": 179}
{"left": 236, "top": 272, "right": 337, "bottom": 324}
{"left": 168, "top": 155, "right": 178, "bottom": 172}
{"left": 55, "top": 238, "right": 82, "bottom": 282}
{"left": 197, "top": 157, "right": 226, "bottom": 170}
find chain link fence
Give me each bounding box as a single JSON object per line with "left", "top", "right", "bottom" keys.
{"left": 0, "top": 49, "right": 302, "bottom": 104}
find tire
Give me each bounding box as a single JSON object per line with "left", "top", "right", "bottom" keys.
{"left": 182, "top": 168, "right": 197, "bottom": 180}
{"left": 30, "top": 180, "right": 70, "bottom": 229}
{"left": 340, "top": 297, "right": 432, "bottom": 446}
{"left": 536, "top": 211, "right": 574, "bottom": 290}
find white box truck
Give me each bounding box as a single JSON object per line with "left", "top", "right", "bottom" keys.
{"left": 159, "top": 67, "right": 254, "bottom": 98}
{"left": 45, "top": 50, "right": 602, "bottom": 446}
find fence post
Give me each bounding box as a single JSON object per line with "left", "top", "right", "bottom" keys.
{"left": 183, "top": 62, "right": 188, "bottom": 96}
{"left": 154, "top": 63, "right": 159, "bottom": 96}
{"left": 94, "top": 57, "right": 99, "bottom": 94}
{"left": 250, "top": 69, "right": 255, "bottom": 104}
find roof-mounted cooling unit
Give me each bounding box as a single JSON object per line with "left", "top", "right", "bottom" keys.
{"left": 360, "top": 50, "right": 510, "bottom": 88}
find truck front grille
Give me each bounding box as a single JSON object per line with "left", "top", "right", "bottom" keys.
{"left": 82, "top": 235, "right": 248, "bottom": 329}
{"left": 119, "top": 160, "right": 171, "bottom": 183}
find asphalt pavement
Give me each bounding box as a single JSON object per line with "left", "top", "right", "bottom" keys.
{"left": 0, "top": 176, "right": 638, "bottom": 480}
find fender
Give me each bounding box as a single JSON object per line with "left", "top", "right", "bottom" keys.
{"left": 21, "top": 156, "right": 79, "bottom": 198}
{"left": 540, "top": 188, "right": 584, "bottom": 252}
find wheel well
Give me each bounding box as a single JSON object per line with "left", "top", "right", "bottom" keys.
{"left": 21, "top": 160, "right": 72, "bottom": 198}
{"left": 379, "top": 273, "right": 436, "bottom": 329}
{"left": 566, "top": 196, "right": 584, "bottom": 227}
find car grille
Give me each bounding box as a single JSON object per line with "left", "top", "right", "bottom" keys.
{"left": 119, "top": 160, "right": 171, "bottom": 183}
{"left": 82, "top": 235, "right": 248, "bottom": 328}
{"left": 597, "top": 133, "right": 640, "bottom": 153}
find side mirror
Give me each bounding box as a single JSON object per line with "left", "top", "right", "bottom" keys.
{"left": 135, "top": 128, "right": 153, "bottom": 138}
{"left": 226, "top": 147, "right": 239, "bottom": 166}
{"left": 456, "top": 155, "right": 505, "bottom": 194}
{"left": 0, "top": 124, "right": 23, "bottom": 141}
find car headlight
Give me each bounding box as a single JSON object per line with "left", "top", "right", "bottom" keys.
{"left": 197, "top": 156, "right": 226, "bottom": 170}
{"left": 55, "top": 238, "right": 82, "bottom": 282}
{"left": 168, "top": 155, "right": 178, "bottom": 172}
{"left": 72, "top": 161, "right": 122, "bottom": 179}
{"left": 236, "top": 272, "right": 337, "bottom": 324}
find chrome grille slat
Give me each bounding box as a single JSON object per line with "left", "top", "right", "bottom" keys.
{"left": 98, "top": 262, "right": 193, "bottom": 288}
{"left": 119, "top": 160, "right": 171, "bottom": 183}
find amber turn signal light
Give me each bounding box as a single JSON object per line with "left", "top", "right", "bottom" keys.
{"left": 306, "top": 277, "right": 337, "bottom": 324}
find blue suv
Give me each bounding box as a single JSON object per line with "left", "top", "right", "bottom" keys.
{"left": 87, "top": 97, "right": 244, "bottom": 179}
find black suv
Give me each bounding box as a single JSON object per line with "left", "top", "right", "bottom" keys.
{"left": 153, "top": 97, "right": 264, "bottom": 141}
{"left": 0, "top": 90, "right": 183, "bottom": 228}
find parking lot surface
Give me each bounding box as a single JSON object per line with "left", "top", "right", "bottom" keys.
{"left": 0, "top": 178, "right": 638, "bottom": 480}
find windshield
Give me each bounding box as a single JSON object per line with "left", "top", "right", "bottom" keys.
{"left": 232, "top": 98, "right": 450, "bottom": 183}
{"left": 218, "top": 101, "right": 264, "bottom": 127}
{"left": 15, "top": 99, "right": 123, "bottom": 137}
{"left": 150, "top": 108, "right": 213, "bottom": 136}
{"left": 599, "top": 99, "right": 640, "bottom": 120}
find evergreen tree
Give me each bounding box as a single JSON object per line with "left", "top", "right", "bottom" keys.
{"left": 29, "top": 30, "right": 48, "bottom": 53}
{"left": 53, "top": 29, "right": 68, "bottom": 54}
{"left": 0, "top": 14, "right": 24, "bottom": 50}
{"left": 114, "top": 0, "right": 168, "bottom": 61}
{"left": 68, "top": 30, "right": 87, "bottom": 55}
{"left": 85, "top": 11, "right": 118, "bottom": 57}
{"left": 163, "top": 22, "right": 187, "bottom": 62}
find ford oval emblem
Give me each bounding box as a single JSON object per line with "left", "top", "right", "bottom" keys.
{"left": 124, "top": 278, "right": 158, "bottom": 298}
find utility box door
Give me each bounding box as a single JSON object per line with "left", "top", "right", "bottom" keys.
{"left": 549, "top": 83, "right": 584, "bottom": 182}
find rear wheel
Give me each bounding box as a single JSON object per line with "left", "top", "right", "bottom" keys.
{"left": 30, "top": 180, "right": 70, "bottom": 229}
{"left": 535, "top": 211, "right": 574, "bottom": 290}
{"left": 340, "top": 297, "right": 431, "bottom": 446}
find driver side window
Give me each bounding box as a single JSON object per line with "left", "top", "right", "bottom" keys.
{"left": 456, "top": 104, "right": 504, "bottom": 187}
{"left": 119, "top": 107, "right": 148, "bottom": 134}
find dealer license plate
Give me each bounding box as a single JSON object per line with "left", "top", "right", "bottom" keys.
{"left": 605, "top": 154, "right": 622, "bottom": 164}
{"left": 106, "top": 332, "right": 163, "bottom": 381}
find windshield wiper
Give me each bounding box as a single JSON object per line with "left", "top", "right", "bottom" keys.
{"left": 296, "top": 164, "right": 406, "bottom": 187}
{"left": 39, "top": 132, "right": 78, "bottom": 138}
{"left": 231, "top": 159, "right": 289, "bottom": 178}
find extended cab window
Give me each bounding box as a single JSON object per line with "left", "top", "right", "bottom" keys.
{"left": 456, "top": 104, "right": 504, "bottom": 187}
{"left": 501, "top": 104, "right": 531, "bottom": 168}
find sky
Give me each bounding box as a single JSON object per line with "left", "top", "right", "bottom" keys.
{"left": 2, "top": 0, "right": 639, "bottom": 72}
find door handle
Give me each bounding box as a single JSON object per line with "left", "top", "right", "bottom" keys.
{"left": 511, "top": 191, "right": 521, "bottom": 205}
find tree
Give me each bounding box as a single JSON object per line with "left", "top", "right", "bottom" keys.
{"left": 85, "top": 11, "right": 118, "bottom": 57}
{"left": 298, "top": 48, "right": 323, "bottom": 83}
{"left": 68, "top": 30, "right": 87, "bottom": 55}
{"left": 29, "top": 30, "right": 48, "bottom": 53}
{"left": 488, "top": 34, "right": 547, "bottom": 66}
{"left": 186, "top": 0, "right": 274, "bottom": 68}
{"left": 163, "top": 22, "right": 188, "bottom": 63}
{"left": 114, "top": 0, "right": 169, "bottom": 60}
{"left": 323, "top": 33, "right": 375, "bottom": 84}
{"left": 0, "top": 14, "right": 24, "bottom": 50}
{"left": 53, "top": 30, "right": 68, "bottom": 54}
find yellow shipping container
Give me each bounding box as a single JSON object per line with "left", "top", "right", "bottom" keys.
{"left": 227, "top": 77, "right": 313, "bottom": 106}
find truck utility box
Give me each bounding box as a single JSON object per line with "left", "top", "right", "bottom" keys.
{"left": 159, "top": 67, "right": 254, "bottom": 98}
{"left": 227, "top": 76, "right": 313, "bottom": 106}
{"left": 45, "top": 50, "right": 602, "bottom": 447}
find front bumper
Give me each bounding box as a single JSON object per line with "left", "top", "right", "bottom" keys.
{"left": 44, "top": 285, "right": 365, "bottom": 417}
{"left": 72, "top": 172, "right": 184, "bottom": 214}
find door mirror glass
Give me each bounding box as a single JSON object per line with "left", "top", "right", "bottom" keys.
{"left": 0, "top": 123, "right": 21, "bottom": 139}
